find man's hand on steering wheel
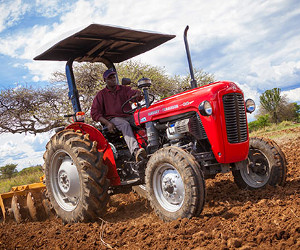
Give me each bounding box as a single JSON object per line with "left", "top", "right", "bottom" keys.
{"left": 131, "top": 91, "right": 142, "bottom": 100}
{"left": 121, "top": 93, "right": 155, "bottom": 114}
{"left": 121, "top": 94, "right": 142, "bottom": 114}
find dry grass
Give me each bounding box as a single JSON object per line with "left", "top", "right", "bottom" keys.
{"left": 250, "top": 121, "right": 300, "bottom": 140}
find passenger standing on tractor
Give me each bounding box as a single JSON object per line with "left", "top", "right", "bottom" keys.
{"left": 91, "top": 69, "right": 147, "bottom": 162}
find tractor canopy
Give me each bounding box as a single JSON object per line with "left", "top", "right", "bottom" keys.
{"left": 33, "top": 23, "right": 175, "bottom": 116}
{"left": 34, "top": 23, "right": 175, "bottom": 65}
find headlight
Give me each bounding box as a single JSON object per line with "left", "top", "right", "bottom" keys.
{"left": 245, "top": 99, "right": 255, "bottom": 113}
{"left": 199, "top": 101, "right": 213, "bottom": 116}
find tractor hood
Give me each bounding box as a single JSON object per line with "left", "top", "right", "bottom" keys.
{"left": 34, "top": 24, "right": 175, "bottom": 64}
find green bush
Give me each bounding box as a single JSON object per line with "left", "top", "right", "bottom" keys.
{"left": 0, "top": 164, "right": 18, "bottom": 179}
{"left": 18, "top": 165, "right": 43, "bottom": 176}
{"left": 248, "top": 114, "right": 270, "bottom": 132}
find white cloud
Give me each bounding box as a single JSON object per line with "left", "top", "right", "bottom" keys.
{"left": 34, "top": 0, "right": 71, "bottom": 18}
{"left": 0, "top": 0, "right": 29, "bottom": 32}
{"left": 25, "top": 60, "right": 65, "bottom": 82}
{"left": 0, "top": 133, "right": 51, "bottom": 171}
{"left": 0, "top": 0, "right": 299, "bottom": 94}
{"left": 283, "top": 87, "right": 300, "bottom": 103}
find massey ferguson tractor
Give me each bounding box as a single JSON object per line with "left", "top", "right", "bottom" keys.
{"left": 0, "top": 24, "right": 287, "bottom": 223}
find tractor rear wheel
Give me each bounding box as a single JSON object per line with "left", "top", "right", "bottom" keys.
{"left": 43, "top": 129, "right": 109, "bottom": 223}
{"left": 145, "top": 147, "right": 205, "bottom": 221}
{"left": 232, "top": 137, "right": 287, "bottom": 190}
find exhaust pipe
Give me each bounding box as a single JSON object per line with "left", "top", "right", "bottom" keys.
{"left": 184, "top": 26, "right": 197, "bottom": 89}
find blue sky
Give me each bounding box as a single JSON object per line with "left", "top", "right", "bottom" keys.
{"left": 1, "top": 0, "right": 300, "bottom": 170}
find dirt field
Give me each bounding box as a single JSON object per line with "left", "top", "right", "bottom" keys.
{"left": 0, "top": 128, "right": 299, "bottom": 249}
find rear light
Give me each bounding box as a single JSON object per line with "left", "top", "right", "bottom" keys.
{"left": 76, "top": 111, "right": 85, "bottom": 122}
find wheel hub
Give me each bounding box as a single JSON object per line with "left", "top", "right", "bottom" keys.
{"left": 161, "top": 170, "right": 184, "bottom": 205}
{"left": 57, "top": 158, "right": 80, "bottom": 199}
{"left": 59, "top": 172, "right": 70, "bottom": 192}
{"left": 249, "top": 160, "right": 268, "bottom": 176}
{"left": 240, "top": 148, "right": 271, "bottom": 188}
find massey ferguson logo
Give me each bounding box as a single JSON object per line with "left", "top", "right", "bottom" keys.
{"left": 147, "top": 102, "right": 193, "bottom": 117}
{"left": 182, "top": 101, "right": 194, "bottom": 106}
{"left": 162, "top": 104, "right": 179, "bottom": 111}
{"left": 148, "top": 110, "right": 160, "bottom": 116}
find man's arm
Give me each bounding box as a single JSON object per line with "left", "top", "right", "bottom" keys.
{"left": 125, "top": 86, "right": 143, "bottom": 101}
{"left": 98, "top": 117, "right": 116, "bottom": 133}
{"left": 91, "top": 92, "right": 116, "bottom": 133}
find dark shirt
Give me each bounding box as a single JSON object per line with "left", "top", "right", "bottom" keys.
{"left": 91, "top": 85, "right": 140, "bottom": 121}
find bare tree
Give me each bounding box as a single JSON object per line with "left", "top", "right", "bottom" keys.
{"left": 0, "top": 86, "right": 70, "bottom": 134}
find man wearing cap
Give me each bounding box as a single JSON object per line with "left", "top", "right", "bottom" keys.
{"left": 91, "top": 69, "right": 147, "bottom": 162}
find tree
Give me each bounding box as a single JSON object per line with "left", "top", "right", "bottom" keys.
{"left": 259, "top": 88, "right": 287, "bottom": 123}
{"left": 248, "top": 114, "right": 270, "bottom": 132}
{"left": 278, "top": 102, "right": 300, "bottom": 122}
{"left": 0, "top": 164, "right": 18, "bottom": 179}
{"left": 0, "top": 60, "right": 214, "bottom": 134}
{"left": 294, "top": 103, "right": 300, "bottom": 122}
{"left": 52, "top": 61, "right": 215, "bottom": 100}
{"left": 0, "top": 86, "right": 70, "bottom": 134}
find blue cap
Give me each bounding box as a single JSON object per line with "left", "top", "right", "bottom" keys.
{"left": 103, "top": 69, "right": 116, "bottom": 80}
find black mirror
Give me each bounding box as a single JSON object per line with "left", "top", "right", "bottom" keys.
{"left": 122, "top": 78, "right": 131, "bottom": 85}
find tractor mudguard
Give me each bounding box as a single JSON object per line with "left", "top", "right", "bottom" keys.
{"left": 66, "top": 122, "right": 121, "bottom": 186}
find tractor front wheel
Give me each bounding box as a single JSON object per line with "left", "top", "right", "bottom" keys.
{"left": 43, "top": 129, "right": 109, "bottom": 223}
{"left": 232, "top": 137, "right": 287, "bottom": 190}
{"left": 145, "top": 147, "right": 205, "bottom": 221}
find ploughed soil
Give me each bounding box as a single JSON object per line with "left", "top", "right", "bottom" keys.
{"left": 0, "top": 128, "right": 299, "bottom": 249}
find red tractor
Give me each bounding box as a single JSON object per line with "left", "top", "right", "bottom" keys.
{"left": 32, "top": 24, "right": 286, "bottom": 223}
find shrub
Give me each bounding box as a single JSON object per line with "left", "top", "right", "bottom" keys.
{"left": 248, "top": 114, "right": 270, "bottom": 132}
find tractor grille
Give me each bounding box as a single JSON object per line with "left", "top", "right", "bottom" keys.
{"left": 222, "top": 93, "right": 248, "bottom": 143}
{"left": 189, "top": 113, "right": 207, "bottom": 140}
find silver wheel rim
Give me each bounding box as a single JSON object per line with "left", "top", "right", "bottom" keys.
{"left": 153, "top": 163, "right": 185, "bottom": 212}
{"left": 240, "top": 149, "right": 271, "bottom": 188}
{"left": 50, "top": 149, "right": 80, "bottom": 211}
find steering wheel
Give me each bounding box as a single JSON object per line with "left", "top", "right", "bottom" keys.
{"left": 121, "top": 94, "right": 155, "bottom": 114}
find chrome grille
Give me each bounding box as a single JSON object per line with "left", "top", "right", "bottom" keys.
{"left": 223, "top": 93, "right": 248, "bottom": 143}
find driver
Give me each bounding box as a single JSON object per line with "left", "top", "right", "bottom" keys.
{"left": 91, "top": 69, "right": 147, "bottom": 162}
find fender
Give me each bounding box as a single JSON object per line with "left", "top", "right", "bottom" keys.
{"left": 66, "top": 122, "right": 121, "bottom": 186}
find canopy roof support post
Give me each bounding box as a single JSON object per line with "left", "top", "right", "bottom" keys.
{"left": 66, "top": 59, "right": 81, "bottom": 113}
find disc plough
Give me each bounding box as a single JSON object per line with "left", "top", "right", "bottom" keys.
{"left": 0, "top": 178, "right": 52, "bottom": 223}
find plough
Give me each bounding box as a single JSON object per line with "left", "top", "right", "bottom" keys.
{"left": 0, "top": 177, "right": 51, "bottom": 223}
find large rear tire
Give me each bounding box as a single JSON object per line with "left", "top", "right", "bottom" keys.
{"left": 145, "top": 147, "right": 205, "bottom": 221}
{"left": 232, "top": 137, "right": 287, "bottom": 190}
{"left": 43, "top": 129, "right": 109, "bottom": 223}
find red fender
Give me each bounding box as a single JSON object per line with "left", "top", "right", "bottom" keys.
{"left": 66, "top": 122, "right": 121, "bottom": 186}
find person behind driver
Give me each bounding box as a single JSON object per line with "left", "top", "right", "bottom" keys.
{"left": 91, "top": 69, "right": 147, "bottom": 162}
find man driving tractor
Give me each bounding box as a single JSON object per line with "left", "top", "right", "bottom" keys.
{"left": 91, "top": 69, "right": 147, "bottom": 162}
